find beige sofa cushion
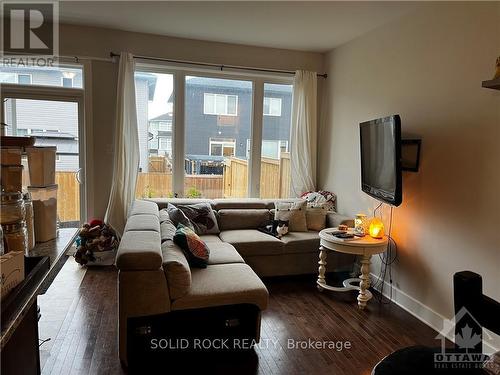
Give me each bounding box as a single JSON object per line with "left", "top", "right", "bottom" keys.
{"left": 275, "top": 200, "right": 308, "bottom": 232}
{"left": 219, "top": 229, "right": 283, "bottom": 256}
{"left": 217, "top": 209, "right": 270, "bottom": 230}
{"left": 124, "top": 214, "right": 160, "bottom": 233}
{"left": 206, "top": 242, "right": 244, "bottom": 265}
{"left": 305, "top": 207, "right": 327, "bottom": 231}
{"left": 129, "top": 200, "right": 159, "bottom": 217}
{"left": 161, "top": 240, "right": 192, "bottom": 300}
{"left": 213, "top": 199, "right": 268, "bottom": 210}
{"left": 171, "top": 263, "right": 268, "bottom": 311}
{"left": 280, "top": 231, "right": 320, "bottom": 254}
{"left": 116, "top": 231, "right": 162, "bottom": 271}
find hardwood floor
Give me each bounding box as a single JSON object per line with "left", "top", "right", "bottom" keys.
{"left": 38, "top": 258, "right": 442, "bottom": 375}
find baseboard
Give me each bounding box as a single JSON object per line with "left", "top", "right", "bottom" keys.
{"left": 370, "top": 273, "right": 499, "bottom": 354}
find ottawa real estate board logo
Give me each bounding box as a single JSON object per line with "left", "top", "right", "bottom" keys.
{"left": 434, "top": 307, "right": 493, "bottom": 370}
{"left": 1, "top": 1, "right": 59, "bottom": 66}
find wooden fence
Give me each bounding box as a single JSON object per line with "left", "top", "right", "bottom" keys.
{"left": 54, "top": 153, "right": 290, "bottom": 222}
{"left": 135, "top": 173, "right": 224, "bottom": 199}
{"left": 224, "top": 153, "right": 290, "bottom": 199}
{"left": 55, "top": 171, "right": 80, "bottom": 223}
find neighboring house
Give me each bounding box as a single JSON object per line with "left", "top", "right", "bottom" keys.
{"left": 183, "top": 77, "right": 293, "bottom": 163}
{"left": 147, "top": 112, "right": 173, "bottom": 158}
{"left": 147, "top": 77, "right": 294, "bottom": 176}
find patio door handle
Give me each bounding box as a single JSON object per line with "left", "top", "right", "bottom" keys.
{"left": 76, "top": 168, "right": 83, "bottom": 184}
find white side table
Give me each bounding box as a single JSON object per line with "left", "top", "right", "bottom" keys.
{"left": 317, "top": 228, "right": 388, "bottom": 309}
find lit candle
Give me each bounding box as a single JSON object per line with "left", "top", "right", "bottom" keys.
{"left": 354, "top": 214, "right": 367, "bottom": 236}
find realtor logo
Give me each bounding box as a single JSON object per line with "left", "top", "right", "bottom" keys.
{"left": 1, "top": 1, "right": 58, "bottom": 57}
{"left": 434, "top": 307, "right": 491, "bottom": 369}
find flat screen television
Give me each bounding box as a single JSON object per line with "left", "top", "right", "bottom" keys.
{"left": 360, "top": 115, "right": 402, "bottom": 207}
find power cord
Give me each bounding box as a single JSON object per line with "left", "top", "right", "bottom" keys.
{"left": 371, "top": 204, "right": 398, "bottom": 304}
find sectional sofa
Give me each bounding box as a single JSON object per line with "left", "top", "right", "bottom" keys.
{"left": 115, "top": 198, "right": 353, "bottom": 366}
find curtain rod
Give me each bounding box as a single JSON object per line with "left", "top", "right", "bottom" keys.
{"left": 109, "top": 52, "right": 327, "bottom": 78}
{"left": 1, "top": 51, "right": 113, "bottom": 63}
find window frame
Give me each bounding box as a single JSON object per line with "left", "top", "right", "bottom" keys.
{"left": 209, "top": 138, "right": 236, "bottom": 157}
{"left": 135, "top": 62, "right": 293, "bottom": 198}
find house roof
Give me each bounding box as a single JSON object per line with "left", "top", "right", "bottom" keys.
{"left": 34, "top": 137, "right": 79, "bottom": 155}
{"left": 31, "top": 130, "right": 76, "bottom": 139}
{"left": 149, "top": 112, "right": 172, "bottom": 122}
{"left": 186, "top": 76, "right": 253, "bottom": 90}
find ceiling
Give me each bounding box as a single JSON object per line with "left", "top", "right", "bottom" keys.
{"left": 59, "top": 1, "right": 421, "bottom": 53}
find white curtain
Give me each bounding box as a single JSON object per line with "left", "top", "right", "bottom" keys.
{"left": 104, "top": 52, "right": 139, "bottom": 236}
{"left": 290, "top": 70, "right": 317, "bottom": 197}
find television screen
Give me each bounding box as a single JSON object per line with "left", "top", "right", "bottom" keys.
{"left": 360, "top": 115, "right": 402, "bottom": 206}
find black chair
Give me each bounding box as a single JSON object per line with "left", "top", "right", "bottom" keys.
{"left": 372, "top": 271, "right": 500, "bottom": 375}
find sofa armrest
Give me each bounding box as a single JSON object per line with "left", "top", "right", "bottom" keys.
{"left": 116, "top": 231, "right": 163, "bottom": 271}
{"left": 326, "top": 212, "right": 354, "bottom": 228}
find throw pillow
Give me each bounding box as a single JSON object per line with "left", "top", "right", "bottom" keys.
{"left": 274, "top": 200, "right": 308, "bottom": 232}
{"left": 166, "top": 203, "right": 194, "bottom": 230}
{"left": 306, "top": 207, "right": 327, "bottom": 231}
{"left": 173, "top": 224, "right": 210, "bottom": 268}
{"left": 177, "top": 203, "right": 220, "bottom": 235}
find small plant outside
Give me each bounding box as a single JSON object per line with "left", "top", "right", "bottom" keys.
{"left": 185, "top": 187, "right": 202, "bottom": 198}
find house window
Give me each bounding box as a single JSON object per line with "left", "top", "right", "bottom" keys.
{"left": 17, "top": 74, "right": 32, "bottom": 85}
{"left": 62, "top": 77, "right": 73, "bottom": 88}
{"left": 263, "top": 97, "right": 282, "bottom": 116}
{"left": 159, "top": 137, "right": 172, "bottom": 154}
{"left": 149, "top": 137, "right": 158, "bottom": 150}
{"left": 204, "top": 93, "right": 238, "bottom": 116}
{"left": 159, "top": 121, "right": 172, "bottom": 132}
{"left": 209, "top": 138, "right": 236, "bottom": 157}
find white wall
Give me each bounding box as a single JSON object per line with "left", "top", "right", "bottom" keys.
{"left": 320, "top": 2, "right": 499, "bottom": 348}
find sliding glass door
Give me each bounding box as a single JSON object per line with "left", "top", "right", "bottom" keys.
{"left": 0, "top": 64, "right": 86, "bottom": 226}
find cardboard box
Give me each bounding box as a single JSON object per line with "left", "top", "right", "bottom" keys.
{"left": 0, "top": 164, "right": 23, "bottom": 192}
{"left": 1, "top": 147, "right": 22, "bottom": 165}
{"left": 0, "top": 251, "right": 25, "bottom": 300}
{"left": 26, "top": 146, "right": 56, "bottom": 187}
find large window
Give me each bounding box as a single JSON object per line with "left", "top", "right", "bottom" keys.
{"left": 203, "top": 93, "right": 238, "bottom": 116}
{"left": 134, "top": 71, "right": 174, "bottom": 197}
{"left": 186, "top": 76, "right": 252, "bottom": 198}
{"left": 134, "top": 68, "right": 293, "bottom": 200}
{"left": 260, "top": 83, "right": 293, "bottom": 199}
